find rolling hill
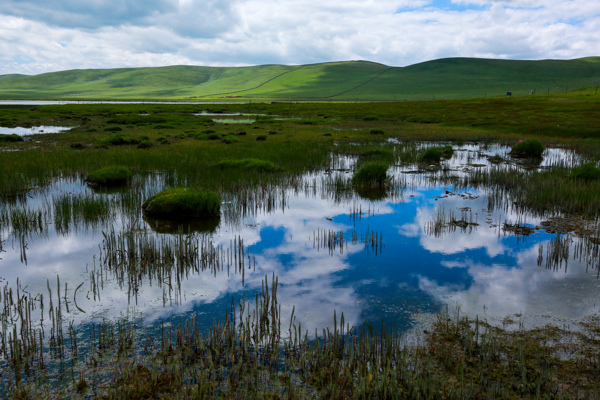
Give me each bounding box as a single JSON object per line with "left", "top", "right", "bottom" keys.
{"left": 0, "top": 57, "right": 598, "bottom": 101}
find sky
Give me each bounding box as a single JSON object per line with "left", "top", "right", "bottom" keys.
{"left": 0, "top": 0, "right": 599, "bottom": 76}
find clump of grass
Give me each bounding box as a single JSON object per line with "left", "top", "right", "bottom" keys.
{"left": 256, "top": 135, "right": 267, "bottom": 141}
{"left": 86, "top": 166, "right": 132, "bottom": 186}
{"left": 0, "top": 133, "right": 23, "bottom": 142}
{"left": 369, "top": 129, "right": 385, "bottom": 135}
{"left": 70, "top": 143, "right": 84, "bottom": 149}
{"left": 421, "top": 145, "right": 453, "bottom": 163}
{"left": 142, "top": 187, "right": 221, "bottom": 219}
{"left": 441, "top": 145, "right": 454, "bottom": 157}
{"left": 421, "top": 147, "right": 443, "bottom": 163}
{"left": 352, "top": 162, "right": 389, "bottom": 185}
{"left": 363, "top": 116, "right": 379, "bottom": 121}
{"left": 153, "top": 124, "right": 175, "bottom": 129}
{"left": 208, "top": 134, "right": 220, "bottom": 140}
{"left": 510, "top": 138, "right": 545, "bottom": 157}
{"left": 221, "top": 136, "right": 239, "bottom": 144}
{"left": 97, "top": 135, "right": 140, "bottom": 146}
{"left": 104, "top": 126, "right": 123, "bottom": 132}
{"left": 156, "top": 136, "right": 170, "bottom": 144}
{"left": 236, "top": 131, "right": 247, "bottom": 136}
{"left": 569, "top": 162, "right": 600, "bottom": 181}
{"left": 215, "top": 158, "right": 279, "bottom": 172}
{"left": 137, "top": 140, "right": 154, "bottom": 149}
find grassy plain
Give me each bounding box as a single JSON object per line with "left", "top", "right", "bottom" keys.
{"left": 1, "top": 92, "right": 600, "bottom": 398}
{"left": 1, "top": 57, "right": 599, "bottom": 100}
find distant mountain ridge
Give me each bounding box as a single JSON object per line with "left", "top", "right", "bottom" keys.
{"left": 1, "top": 57, "right": 598, "bottom": 100}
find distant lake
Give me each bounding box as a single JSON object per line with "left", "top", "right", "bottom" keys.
{"left": 0, "top": 100, "right": 249, "bottom": 105}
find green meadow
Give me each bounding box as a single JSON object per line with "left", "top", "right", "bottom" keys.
{"left": 1, "top": 57, "right": 599, "bottom": 100}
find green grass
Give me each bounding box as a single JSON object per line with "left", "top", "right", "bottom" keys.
{"left": 510, "top": 138, "right": 545, "bottom": 157}
{"left": 86, "top": 166, "right": 132, "bottom": 186}
{"left": 0, "top": 133, "right": 23, "bottom": 142}
{"left": 1, "top": 57, "right": 598, "bottom": 100}
{"left": 142, "top": 187, "right": 221, "bottom": 219}
{"left": 569, "top": 162, "right": 600, "bottom": 181}
{"left": 353, "top": 162, "right": 389, "bottom": 185}
{"left": 214, "top": 158, "right": 279, "bottom": 172}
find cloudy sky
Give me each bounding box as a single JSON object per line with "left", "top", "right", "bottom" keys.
{"left": 0, "top": 0, "right": 599, "bottom": 75}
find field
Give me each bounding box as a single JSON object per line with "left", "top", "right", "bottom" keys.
{"left": 1, "top": 89, "right": 600, "bottom": 398}
{"left": 1, "top": 57, "right": 599, "bottom": 100}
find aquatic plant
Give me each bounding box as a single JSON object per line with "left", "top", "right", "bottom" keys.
{"left": 142, "top": 187, "right": 221, "bottom": 219}
{"left": 569, "top": 162, "right": 600, "bottom": 181}
{"left": 215, "top": 158, "right": 279, "bottom": 172}
{"left": 420, "top": 145, "right": 453, "bottom": 163}
{"left": 421, "top": 147, "right": 443, "bottom": 163}
{"left": 510, "top": 138, "right": 545, "bottom": 157}
{"left": 352, "top": 162, "right": 389, "bottom": 185}
{"left": 86, "top": 166, "right": 132, "bottom": 186}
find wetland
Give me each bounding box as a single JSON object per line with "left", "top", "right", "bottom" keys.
{"left": 0, "top": 97, "right": 599, "bottom": 398}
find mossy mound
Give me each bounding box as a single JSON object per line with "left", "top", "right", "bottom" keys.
{"left": 137, "top": 140, "right": 154, "bottom": 149}
{"left": 510, "top": 138, "right": 545, "bottom": 158}
{"left": 569, "top": 162, "right": 600, "bottom": 181}
{"left": 142, "top": 188, "right": 221, "bottom": 220}
{"left": 421, "top": 147, "right": 443, "bottom": 163}
{"left": 352, "top": 162, "right": 389, "bottom": 185}
{"left": 97, "top": 135, "right": 140, "bottom": 146}
{"left": 214, "top": 158, "right": 279, "bottom": 172}
{"left": 421, "top": 145, "right": 453, "bottom": 163}
{"left": 86, "top": 166, "right": 132, "bottom": 186}
{"left": 0, "top": 134, "right": 23, "bottom": 143}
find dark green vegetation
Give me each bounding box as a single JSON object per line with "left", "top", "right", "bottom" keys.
{"left": 353, "top": 162, "right": 389, "bottom": 185}
{"left": 0, "top": 133, "right": 23, "bottom": 142}
{"left": 420, "top": 145, "right": 454, "bottom": 163}
{"left": 215, "top": 158, "right": 279, "bottom": 172}
{"left": 1, "top": 91, "right": 600, "bottom": 398}
{"left": 142, "top": 187, "right": 221, "bottom": 219}
{"left": 510, "top": 138, "right": 545, "bottom": 158}
{"left": 0, "top": 57, "right": 599, "bottom": 100}
{"left": 569, "top": 162, "right": 600, "bottom": 181}
{"left": 86, "top": 166, "right": 132, "bottom": 186}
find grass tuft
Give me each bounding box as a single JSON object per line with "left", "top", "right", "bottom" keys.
{"left": 0, "top": 133, "right": 23, "bottom": 142}
{"left": 510, "top": 138, "right": 545, "bottom": 157}
{"left": 86, "top": 166, "right": 132, "bottom": 186}
{"left": 142, "top": 187, "right": 221, "bottom": 219}
{"left": 353, "top": 162, "right": 389, "bottom": 185}
{"left": 569, "top": 162, "right": 600, "bottom": 181}
{"left": 214, "top": 158, "right": 279, "bottom": 172}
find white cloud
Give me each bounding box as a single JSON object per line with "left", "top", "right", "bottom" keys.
{"left": 0, "top": 0, "right": 598, "bottom": 74}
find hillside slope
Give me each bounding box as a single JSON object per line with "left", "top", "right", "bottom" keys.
{"left": 0, "top": 57, "right": 598, "bottom": 100}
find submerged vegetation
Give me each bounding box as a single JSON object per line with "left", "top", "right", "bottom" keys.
{"left": 0, "top": 93, "right": 600, "bottom": 398}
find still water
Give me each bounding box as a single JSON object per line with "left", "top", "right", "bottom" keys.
{"left": 0, "top": 144, "right": 598, "bottom": 340}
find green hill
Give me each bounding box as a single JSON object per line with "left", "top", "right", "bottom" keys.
{"left": 0, "top": 57, "right": 598, "bottom": 100}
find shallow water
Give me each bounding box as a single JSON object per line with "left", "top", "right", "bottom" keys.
{"left": 0, "top": 144, "right": 598, "bottom": 341}
{"left": 0, "top": 125, "right": 73, "bottom": 136}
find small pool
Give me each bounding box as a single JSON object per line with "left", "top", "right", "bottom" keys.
{"left": 0, "top": 125, "right": 73, "bottom": 136}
